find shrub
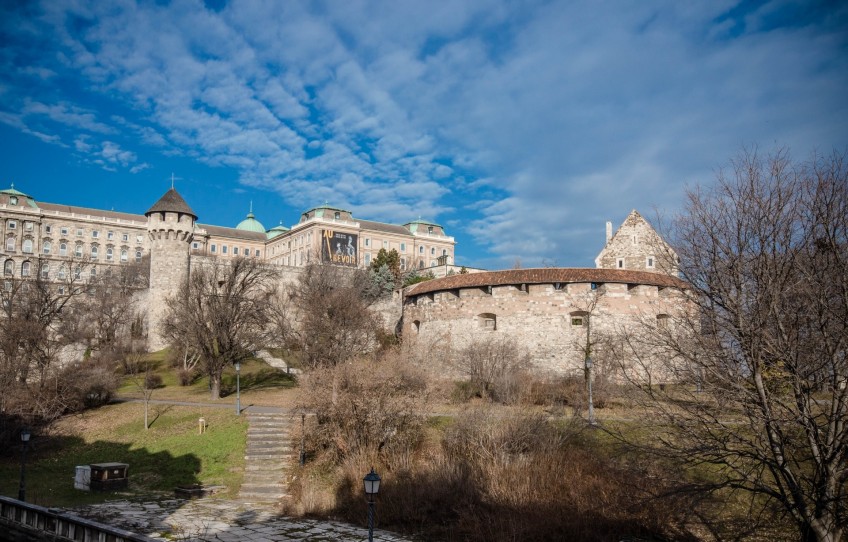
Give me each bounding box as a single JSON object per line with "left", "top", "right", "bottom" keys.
{"left": 144, "top": 373, "right": 163, "bottom": 390}
{"left": 455, "top": 337, "right": 530, "bottom": 404}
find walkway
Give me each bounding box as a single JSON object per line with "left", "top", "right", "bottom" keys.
{"left": 69, "top": 498, "right": 414, "bottom": 542}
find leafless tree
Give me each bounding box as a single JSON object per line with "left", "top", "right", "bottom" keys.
{"left": 274, "top": 262, "right": 379, "bottom": 370}
{"left": 616, "top": 148, "right": 848, "bottom": 542}
{"left": 160, "top": 257, "right": 277, "bottom": 399}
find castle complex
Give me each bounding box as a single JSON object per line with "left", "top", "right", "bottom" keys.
{"left": 1, "top": 183, "right": 685, "bottom": 376}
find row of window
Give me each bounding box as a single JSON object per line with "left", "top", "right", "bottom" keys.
{"left": 4, "top": 220, "right": 35, "bottom": 232}
{"left": 38, "top": 241, "right": 142, "bottom": 262}
{"left": 203, "top": 243, "right": 262, "bottom": 257}
{"left": 41, "top": 224, "right": 144, "bottom": 244}
{"left": 616, "top": 256, "right": 656, "bottom": 269}
{"left": 3, "top": 259, "right": 117, "bottom": 281}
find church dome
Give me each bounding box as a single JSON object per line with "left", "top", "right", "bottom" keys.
{"left": 236, "top": 211, "right": 266, "bottom": 233}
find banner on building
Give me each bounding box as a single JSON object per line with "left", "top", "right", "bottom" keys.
{"left": 322, "top": 230, "right": 358, "bottom": 266}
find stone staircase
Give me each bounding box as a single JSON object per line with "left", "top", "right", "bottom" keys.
{"left": 239, "top": 410, "right": 296, "bottom": 505}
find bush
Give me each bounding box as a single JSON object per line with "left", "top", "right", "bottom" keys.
{"left": 176, "top": 368, "right": 197, "bottom": 386}
{"left": 144, "top": 373, "right": 163, "bottom": 390}
{"left": 455, "top": 337, "right": 530, "bottom": 404}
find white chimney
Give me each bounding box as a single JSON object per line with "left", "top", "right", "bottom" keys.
{"left": 606, "top": 221, "right": 613, "bottom": 242}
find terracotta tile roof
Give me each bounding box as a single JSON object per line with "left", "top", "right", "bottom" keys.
{"left": 406, "top": 268, "right": 688, "bottom": 296}
{"left": 146, "top": 188, "right": 197, "bottom": 218}
{"left": 198, "top": 224, "right": 267, "bottom": 241}
{"left": 39, "top": 202, "right": 147, "bottom": 223}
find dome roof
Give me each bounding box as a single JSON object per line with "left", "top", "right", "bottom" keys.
{"left": 236, "top": 211, "right": 266, "bottom": 233}
{"left": 266, "top": 223, "right": 289, "bottom": 239}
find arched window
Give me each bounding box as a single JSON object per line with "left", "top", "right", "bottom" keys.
{"left": 43, "top": 241, "right": 52, "bottom": 254}
{"left": 91, "top": 245, "right": 98, "bottom": 258}
{"left": 106, "top": 247, "right": 113, "bottom": 261}
{"left": 58, "top": 266, "right": 67, "bottom": 280}
{"left": 5, "top": 237, "right": 15, "bottom": 252}
{"left": 4, "top": 260, "right": 14, "bottom": 276}
{"left": 74, "top": 266, "right": 81, "bottom": 279}
{"left": 22, "top": 239, "right": 33, "bottom": 253}
{"left": 135, "top": 250, "right": 142, "bottom": 263}
{"left": 120, "top": 249, "right": 128, "bottom": 262}
{"left": 41, "top": 263, "right": 49, "bottom": 279}
{"left": 477, "top": 313, "right": 497, "bottom": 331}
{"left": 59, "top": 243, "right": 68, "bottom": 256}
{"left": 74, "top": 244, "right": 83, "bottom": 258}
{"left": 21, "top": 261, "right": 30, "bottom": 277}
{"left": 90, "top": 267, "right": 97, "bottom": 278}
{"left": 431, "top": 247, "right": 435, "bottom": 255}
{"left": 419, "top": 246, "right": 424, "bottom": 254}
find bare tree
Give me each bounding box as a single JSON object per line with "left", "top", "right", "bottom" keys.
{"left": 275, "top": 262, "right": 379, "bottom": 370}
{"left": 617, "top": 148, "right": 848, "bottom": 542}
{"left": 160, "top": 257, "right": 277, "bottom": 399}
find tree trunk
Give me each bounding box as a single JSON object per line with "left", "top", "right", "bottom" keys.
{"left": 210, "top": 372, "right": 222, "bottom": 400}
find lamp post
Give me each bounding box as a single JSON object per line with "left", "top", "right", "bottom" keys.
{"left": 235, "top": 361, "right": 241, "bottom": 415}
{"left": 18, "top": 427, "right": 31, "bottom": 501}
{"left": 363, "top": 468, "right": 381, "bottom": 542}
{"left": 585, "top": 356, "right": 596, "bottom": 426}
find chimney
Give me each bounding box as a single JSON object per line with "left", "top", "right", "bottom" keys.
{"left": 606, "top": 221, "right": 612, "bottom": 242}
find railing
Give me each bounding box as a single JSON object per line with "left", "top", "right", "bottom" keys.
{"left": 0, "top": 495, "right": 157, "bottom": 542}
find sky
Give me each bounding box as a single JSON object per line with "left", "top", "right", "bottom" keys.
{"left": 1, "top": 0, "right": 846, "bottom": 269}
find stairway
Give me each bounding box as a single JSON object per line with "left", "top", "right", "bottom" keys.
{"left": 239, "top": 410, "right": 296, "bottom": 505}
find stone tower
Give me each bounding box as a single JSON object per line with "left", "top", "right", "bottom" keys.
{"left": 145, "top": 188, "right": 197, "bottom": 351}
{"left": 594, "top": 210, "right": 678, "bottom": 276}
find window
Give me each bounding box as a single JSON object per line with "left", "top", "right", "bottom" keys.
{"left": 76, "top": 228, "right": 83, "bottom": 237}
{"left": 383, "top": 240, "right": 388, "bottom": 249}
{"left": 233, "top": 247, "right": 239, "bottom": 256}
{"left": 91, "top": 230, "right": 99, "bottom": 238}
{"left": 646, "top": 256, "right": 655, "bottom": 269}
{"left": 122, "top": 233, "right": 129, "bottom": 242}
{"left": 192, "top": 242, "right": 199, "bottom": 250}
{"left": 431, "top": 247, "right": 435, "bottom": 255}
{"left": 59, "top": 243, "right": 67, "bottom": 256}
{"left": 106, "top": 248, "right": 113, "bottom": 261}
{"left": 136, "top": 235, "right": 143, "bottom": 244}
{"left": 222, "top": 245, "right": 228, "bottom": 254}
{"left": 45, "top": 225, "right": 52, "bottom": 234}
{"left": 478, "top": 313, "right": 497, "bottom": 331}
{"left": 210, "top": 244, "right": 217, "bottom": 253}
{"left": 41, "top": 264, "right": 49, "bottom": 279}
{"left": 617, "top": 258, "right": 625, "bottom": 269}
{"left": 24, "top": 222, "right": 33, "bottom": 231}
{"left": 400, "top": 243, "right": 406, "bottom": 252}
{"left": 75, "top": 244, "right": 83, "bottom": 258}
{"left": 255, "top": 249, "right": 260, "bottom": 257}
{"left": 22, "top": 239, "right": 33, "bottom": 253}
{"left": 107, "top": 231, "right": 114, "bottom": 240}
{"left": 419, "top": 246, "right": 424, "bottom": 254}
{"left": 135, "top": 250, "right": 142, "bottom": 263}
{"left": 334, "top": 211, "right": 340, "bottom": 219}
{"left": 58, "top": 266, "right": 67, "bottom": 280}
{"left": 91, "top": 246, "right": 99, "bottom": 259}
{"left": 120, "top": 250, "right": 128, "bottom": 262}
{"left": 4, "top": 260, "right": 13, "bottom": 276}
{"left": 400, "top": 258, "right": 406, "bottom": 270}
{"left": 428, "top": 226, "right": 434, "bottom": 234}
{"left": 5, "top": 237, "right": 15, "bottom": 251}
{"left": 74, "top": 266, "right": 81, "bottom": 279}
{"left": 9, "top": 197, "right": 17, "bottom": 206}
{"left": 365, "top": 253, "right": 371, "bottom": 265}
{"left": 58, "top": 286, "right": 65, "bottom": 295}
{"left": 632, "top": 235, "right": 638, "bottom": 245}
{"left": 365, "top": 238, "right": 370, "bottom": 247}
{"left": 60, "top": 227, "right": 68, "bottom": 235}
{"left": 570, "top": 311, "right": 588, "bottom": 327}
{"left": 90, "top": 267, "right": 97, "bottom": 278}
{"left": 43, "top": 241, "right": 51, "bottom": 255}
{"left": 7, "top": 221, "right": 16, "bottom": 230}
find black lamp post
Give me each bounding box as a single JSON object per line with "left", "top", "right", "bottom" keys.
{"left": 363, "top": 468, "right": 381, "bottom": 542}
{"left": 585, "top": 356, "right": 596, "bottom": 426}
{"left": 18, "top": 427, "right": 31, "bottom": 501}
{"left": 235, "top": 361, "right": 241, "bottom": 415}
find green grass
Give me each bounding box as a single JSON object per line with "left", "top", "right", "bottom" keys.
{"left": 0, "top": 402, "right": 247, "bottom": 507}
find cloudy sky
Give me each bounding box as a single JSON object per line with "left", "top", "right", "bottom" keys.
{"left": 1, "top": 0, "right": 846, "bottom": 268}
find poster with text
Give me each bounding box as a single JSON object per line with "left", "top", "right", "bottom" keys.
{"left": 322, "top": 230, "right": 358, "bottom": 266}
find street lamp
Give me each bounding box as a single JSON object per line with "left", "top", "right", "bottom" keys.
{"left": 234, "top": 361, "right": 241, "bottom": 415}
{"left": 19, "top": 427, "right": 31, "bottom": 501}
{"left": 363, "top": 468, "right": 381, "bottom": 542}
{"left": 585, "top": 356, "right": 596, "bottom": 426}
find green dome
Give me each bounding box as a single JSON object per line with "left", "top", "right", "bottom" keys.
{"left": 236, "top": 212, "right": 266, "bottom": 233}
{"left": 266, "top": 223, "right": 289, "bottom": 239}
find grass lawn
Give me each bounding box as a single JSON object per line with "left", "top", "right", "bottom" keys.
{"left": 0, "top": 402, "right": 247, "bottom": 507}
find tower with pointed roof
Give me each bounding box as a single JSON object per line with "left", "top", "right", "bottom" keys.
{"left": 594, "top": 210, "right": 678, "bottom": 276}
{"left": 145, "top": 188, "right": 197, "bottom": 349}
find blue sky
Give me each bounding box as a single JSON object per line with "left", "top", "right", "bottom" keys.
{"left": 1, "top": 0, "right": 846, "bottom": 269}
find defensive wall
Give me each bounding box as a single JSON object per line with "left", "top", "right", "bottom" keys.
{"left": 401, "top": 268, "right": 689, "bottom": 378}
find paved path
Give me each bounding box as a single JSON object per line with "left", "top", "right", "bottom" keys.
{"left": 69, "top": 498, "right": 414, "bottom": 541}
